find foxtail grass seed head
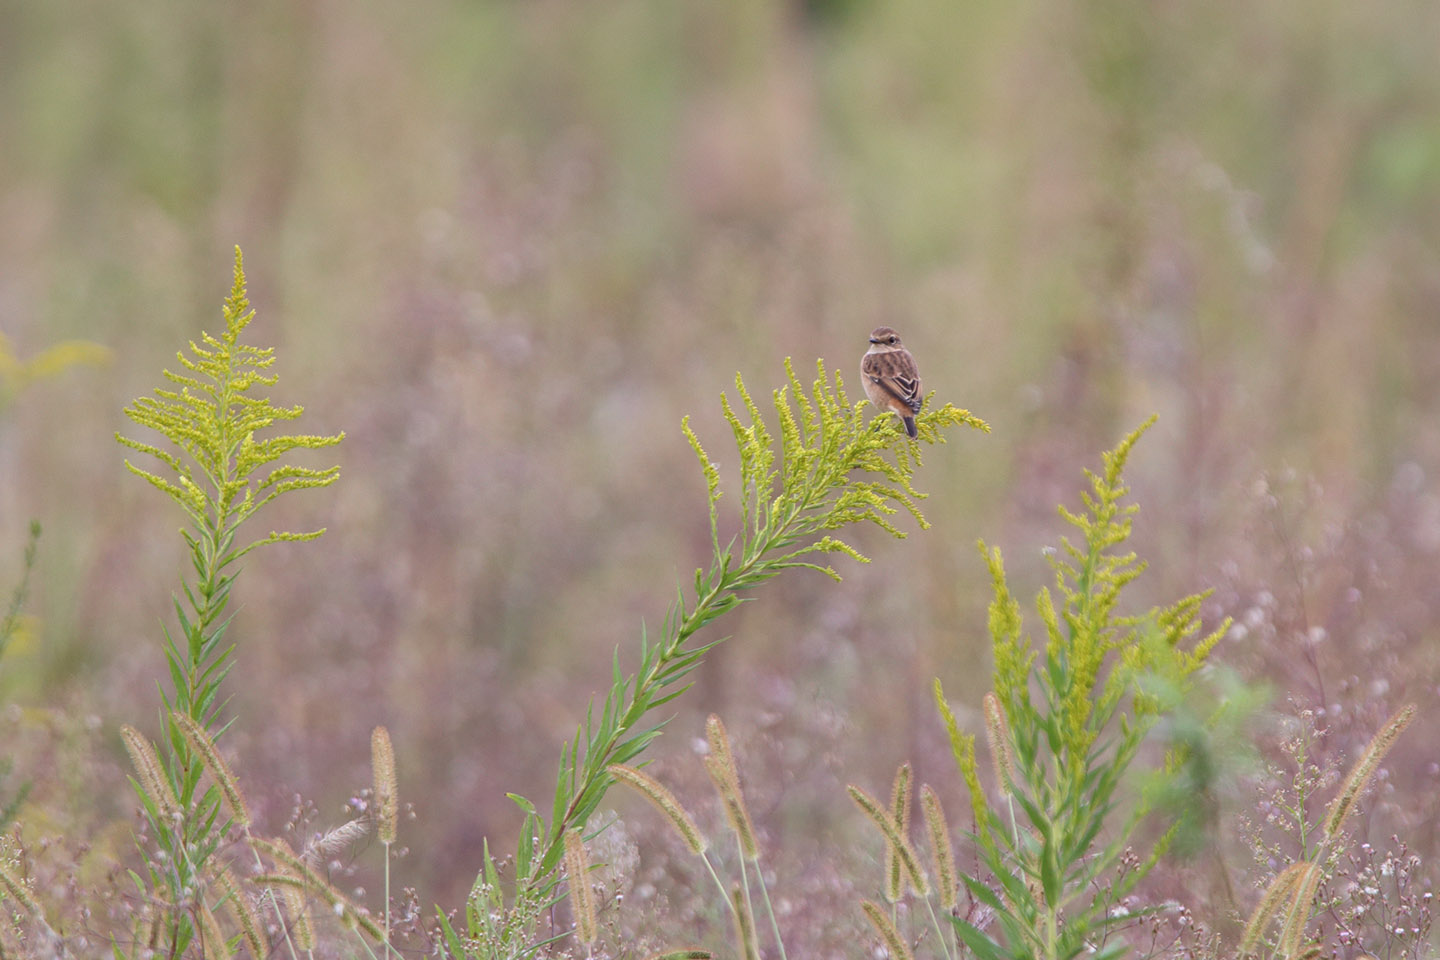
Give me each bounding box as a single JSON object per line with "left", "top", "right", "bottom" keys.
{"left": 173, "top": 712, "right": 250, "bottom": 827}
{"left": 1278, "top": 862, "right": 1324, "bottom": 959}
{"left": 732, "top": 886, "right": 760, "bottom": 960}
{"left": 0, "top": 859, "right": 40, "bottom": 917}
{"left": 861, "top": 899, "right": 915, "bottom": 960}
{"left": 349, "top": 903, "right": 386, "bottom": 942}
{"left": 1324, "top": 704, "right": 1415, "bottom": 838}
{"left": 886, "top": 763, "right": 913, "bottom": 903}
{"left": 608, "top": 764, "right": 708, "bottom": 854}
{"left": 217, "top": 868, "right": 266, "bottom": 959}
{"left": 119, "top": 724, "right": 179, "bottom": 818}
{"left": 280, "top": 884, "right": 314, "bottom": 951}
{"left": 920, "top": 785, "right": 957, "bottom": 911}
{"left": 133, "top": 909, "right": 158, "bottom": 954}
{"left": 847, "top": 785, "right": 929, "bottom": 897}
{"left": 197, "top": 901, "right": 228, "bottom": 960}
{"left": 251, "top": 834, "right": 383, "bottom": 939}
{"left": 983, "top": 692, "right": 1017, "bottom": 795}
{"left": 371, "top": 726, "right": 399, "bottom": 845}
{"left": 305, "top": 818, "right": 371, "bottom": 865}
{"left": 704, "top": 754, "right": 760, "bottom": 861}
{"left": 1238, "top": 864, "right": 1308, "bottom": 958}
{"left": 705, "top": 715, "right": 737, "bottom": 785}
{"left": 564, "top": 829, "right": 598, "bottom": 945}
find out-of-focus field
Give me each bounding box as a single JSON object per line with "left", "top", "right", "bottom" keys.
{"left": 3, "top": 0, "right": 1440, "bottom": 946}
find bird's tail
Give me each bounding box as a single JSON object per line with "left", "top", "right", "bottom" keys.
{"left": 903, "top": 415, "right": 917, "bottom": 439}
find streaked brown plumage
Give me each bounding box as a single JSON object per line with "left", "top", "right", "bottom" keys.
{"left": 861, "top": 326, "right": 922, "bottom": 438}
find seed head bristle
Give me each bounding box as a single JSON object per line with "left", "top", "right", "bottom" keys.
{"left": 983, "top": 693, "right": 1017, "bottom": 795}
{"left": 251, "top": 835, "right": 383, "bottom": 940}
{"left": 217, "top": 867, "right": 266, "bottom": 958}
{"left": 1278, "top": 862, "right": 1323, "bottom": 960}
{"left": 732, "top": 886, "right": 760, "bottom": 960}
{"left": 705, "top": 715, "right": 738, "bottom": 787}
{"left": 921, "top": 785, "right": 957, "bottom": 910}
{"left": 861, "top": 899, "right": 915, "bottom": 960}
{"left": 847, "top": 785, "right": 929, "bottom": 896}
{"left": 172, "top": 712, "right": 250, "bottom": 827}
{"left": 371, "top": 726, "right": 399, "bottom": 845}
{"left": 704, "top": 754, "right": 759, "bottom": 860}
{"left": 0, "top": 859, "right": 40, "bottom": 916}
{"left": 280, "top": 884, "right": 314, "bottom": 951}
{"left": 885, "top": 763, "right": 913, "bottom": 902}
{"left": 608, "top": 763, "right": 708, "bottom": 854}
{"left": 1239, "top": 861, "right": 1309, "bottom": 958}
{"left": 197, "top": 901, "right": 228, "bottom": 960}
{"left": 1324, "top": 704, "right": 1415, "bottom": 838}
{"left": 119, "top": 724, "right": 179, "bottom": 817}
{"left": 564, "top": 829, "right": 598, "bottom": 945}
{"left": 304, "top": 817, "right": 372, "bottom": 865}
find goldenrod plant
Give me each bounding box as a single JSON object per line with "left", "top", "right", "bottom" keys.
{"left": 114, "top": 248, "right": 342, "bottom": 957}
{"left": 0, "top": 331, "right": 109, "bottom": 414}
{"left": 439, "top": 360, "right": 987, "bottom": 958}
{"left": 0, "top": 519, "right": 44, "bottom": 833}
{"left": 0, "top": 521, "right": 40, "bottom": 669}
{"left": 906, "top": 420, "right": 1227, "bottom": 960}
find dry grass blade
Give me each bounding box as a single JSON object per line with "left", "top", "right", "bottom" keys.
{"left": 303, "top": 817, "right": 372, "bottom": 866}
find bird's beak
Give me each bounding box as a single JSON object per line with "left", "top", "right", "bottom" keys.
{"left": 868, "top": 338, "right": 880, "bottom": 344}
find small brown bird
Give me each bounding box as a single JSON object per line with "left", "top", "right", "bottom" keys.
{"left": 861, "top": 326, "right": 922, "bottom": 438}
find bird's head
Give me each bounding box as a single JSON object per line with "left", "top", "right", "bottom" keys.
{"left": 868, "top": 327, "right": 903, "bottom": 347}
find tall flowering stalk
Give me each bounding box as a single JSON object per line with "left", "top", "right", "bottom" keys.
{"left": 116, "top": 248, "right": 342, "bottom": 956}
{"left": 932, "top": 420, "right": 1225, "bottom": 960}
{"left": 441, "top": 359, "right": 987, "bottom": 958}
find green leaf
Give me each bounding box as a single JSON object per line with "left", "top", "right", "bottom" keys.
{"left": 950, "top": 916, "right": 1012, "bottom": 960}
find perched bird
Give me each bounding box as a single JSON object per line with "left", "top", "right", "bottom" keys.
{"left": 861, "top": 326, "right": 922, "bottom": 438}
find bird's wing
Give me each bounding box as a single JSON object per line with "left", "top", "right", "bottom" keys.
{"left": 863, "top": 351, "right": 923, "bottom": 414}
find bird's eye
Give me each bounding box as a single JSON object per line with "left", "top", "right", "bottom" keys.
{"left": 888, "top": 336, "right": 897, "bottom": 344}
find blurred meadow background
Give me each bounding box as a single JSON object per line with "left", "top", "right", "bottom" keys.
{"left": 3, "top": 0, "right": 1440, "bottom": 954}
